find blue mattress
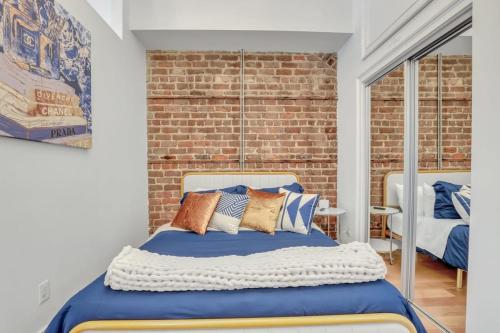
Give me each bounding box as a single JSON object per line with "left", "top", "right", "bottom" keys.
{"left": 46, "top": 229, "right": 426, "bottom": 333}
{"left": 442, "top": 225, "right": 469, "bottom": 270}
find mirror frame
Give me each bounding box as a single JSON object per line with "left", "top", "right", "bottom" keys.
{"left": 357, "top": 4, "right": 472, "bottom": 331}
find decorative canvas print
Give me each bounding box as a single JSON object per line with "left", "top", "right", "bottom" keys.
{"left": 0, "top": 0, "right": 92, "bottom": 148}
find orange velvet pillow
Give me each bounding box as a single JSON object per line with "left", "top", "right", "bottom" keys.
{"left": 172, "top": 192, "right": 221, "bottom": 235}
{"left": 240, "top": 188, "right": 286, "bottom": 234}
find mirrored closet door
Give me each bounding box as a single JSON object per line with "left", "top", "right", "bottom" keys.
{"left": 412, "top": 28, "right": 472, "bottom": 333}
{"left": 368, "top": 64, "right": 406, "bottom": 292}
{"left": 367, "top": 25, "right": 471, "bottom": 333}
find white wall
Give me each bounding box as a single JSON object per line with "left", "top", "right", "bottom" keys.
{"left": 336, "top": 1, "right": 364, "bottom": 242}
{"left": 129, "top": 0, "right": 352, "bottom": 33}
{"left": 86, "top": 0, "right": 111, "bottom": 21}
{"left": 132, "top": 30, "right": 351, "bottom": 53}
{"left": 338, "top": 0, "right": 427, "bottom": 242}
{"left": 363, "top": 0, "right": 416, "bottom": 47}
{"left": 128, "top": 0, "right": 352, "bottom": 52}
{"left": 466, "top": 0, "right": 500, "bottom": 331}
{"left": 0, "top": 1, "right": 148, "bottom": 332}
{"left": 337, "top": 0, "right": 414, "bottom": 242}
{"left": 86, "top": 0, "right": 124, "bottom": 38}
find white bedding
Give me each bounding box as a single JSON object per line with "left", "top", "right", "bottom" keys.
{"left": 389, "top": 213, "right": 465, "bottom": 259}
{"left": 104, "top": 242, "right": 386, "bottom": 292}
{"left": 150, "top": 222, "right": 325, "bottom": 239}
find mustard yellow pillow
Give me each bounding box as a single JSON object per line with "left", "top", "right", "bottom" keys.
{"left": 240, "top": 189, "right": 285, "bottom": 234}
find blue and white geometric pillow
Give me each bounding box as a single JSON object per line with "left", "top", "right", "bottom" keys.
{"left": 208, "top": 192, "right": 250, "bottom": 234}
{"left": 452, "top": 185, "right": 471, "bottom": 224}
{"left": 276, "top": 189, "right": 320, "bottom": 235}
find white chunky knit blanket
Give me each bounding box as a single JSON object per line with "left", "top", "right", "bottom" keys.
{"left": 104, "top": 242, "right": 386, "bottom": 292}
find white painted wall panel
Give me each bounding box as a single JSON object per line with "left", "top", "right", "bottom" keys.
{"left": 128, "top": 0, "right": 352, "bottom": 33}
{"left": 363, "top": 0, "right": 417, "bottom": 47}
{"left": 467, "top": 0, "right": 500, "bottom": 331}
{"left": 128, "top": 0, "right": 353, "bottom": 52}
{"left": 0, "top": 1, "right": 148, "bottom": 332}
{"left": 86, "top": 0, "right": 123, "bottom": 38}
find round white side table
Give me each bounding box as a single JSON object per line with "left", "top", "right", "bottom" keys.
{"left": 315, "top": 207, "right": 347, "bottom": 242}
{"left": 370, "top": 206, "right": 400, "bottom": 264}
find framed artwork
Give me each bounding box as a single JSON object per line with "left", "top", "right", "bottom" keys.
{"left": 0, "top": 0, "right": 92, "bottom": 148}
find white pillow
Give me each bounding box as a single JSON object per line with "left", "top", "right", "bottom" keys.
{"left": 423, "top": 183, "right": 436, "bottom": 218}
{"left": 208, "top": 192, "right": 250, "bottom": 234}
{"left": 395, "top": 184, "right": 424, "bottom": 216}
{"left": 452, "top": 185, "right": 471, "bottom": 224}
{"left": 276, "top": 189, "right": 319, "bottom": 235}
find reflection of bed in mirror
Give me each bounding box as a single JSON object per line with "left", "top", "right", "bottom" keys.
{"left": 383, "top": 170, "right": 470, "bottom": 288}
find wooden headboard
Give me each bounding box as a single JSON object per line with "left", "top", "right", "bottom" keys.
{"left": 384, "top": 170, "right": 471, "bottom": 208}
{"left": 181, "top": 171, "right": 299, "bottom": 195}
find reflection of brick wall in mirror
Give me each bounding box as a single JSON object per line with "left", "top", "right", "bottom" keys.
{"left": 369, "top": 56, "right": 472, "bottom": 237}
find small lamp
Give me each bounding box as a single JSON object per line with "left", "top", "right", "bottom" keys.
{"left": 318, "top": 199, "right": 330, "bottom": 211}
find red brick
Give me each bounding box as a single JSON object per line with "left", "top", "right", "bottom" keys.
{"left": 146, "top": 51, "right": 338, "bottom": 236}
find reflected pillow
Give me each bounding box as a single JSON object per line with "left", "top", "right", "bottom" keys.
{"left": 240, "top": 189, "right": 285, "bottom": 234}
{"left": 433, "top": 181, "right": 462, "bottom": 219}
{"left": 172, "top": 192, "right": 222, "bottom": 235}
{"left": 276, "top": 189, "right": 319, "bottom": 235}
{"left": 208, "top": 192, "right": 250, "bottom": 234}
{"left": 423, "top": 183, "right": 436, "bottom": 218}
{"left": 395, "top": 184, "right": 424, "bottom": 216}
{"left": 452, "top": 185, "right": 471, "bottom": 223}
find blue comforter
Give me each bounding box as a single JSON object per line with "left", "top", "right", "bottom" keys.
{"left": 46, "top": 229, "right": 426, "bottom": 333}
{"left": 418, "top": 224, "right": 469, "bottom": 270}
{"left": 442, "top": 225, "right": 469, "bottom": 270}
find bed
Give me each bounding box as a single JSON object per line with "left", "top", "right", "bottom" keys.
{"left": 46, "top": 172, "right": 425, "bottom": 333}
{"left": 383, "top": 170, "right": 470, "bottom": 288}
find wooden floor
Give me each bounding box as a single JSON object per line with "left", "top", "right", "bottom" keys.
{"left": 383, "top": 250, "right": 467, "bottom": 333}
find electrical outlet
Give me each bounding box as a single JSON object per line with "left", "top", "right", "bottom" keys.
{"left": 38, "top": 280, "right": 50, "bottom": 305}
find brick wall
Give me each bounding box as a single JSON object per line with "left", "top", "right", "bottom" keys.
{"left": 370, "top": 55, "right": 472, "bottom": 237}
{"left": 147, "top": 51, "right": 337, "bottom": 235}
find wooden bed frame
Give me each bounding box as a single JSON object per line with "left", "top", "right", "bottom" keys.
{"left": 69, "top": 314, "right": 417, "bottom": 333}
{"left": 382, "top": 169, "right": 470, "bottom": 289}
{"left": 68, "top": 171, "right": 418, "bottom": 333}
